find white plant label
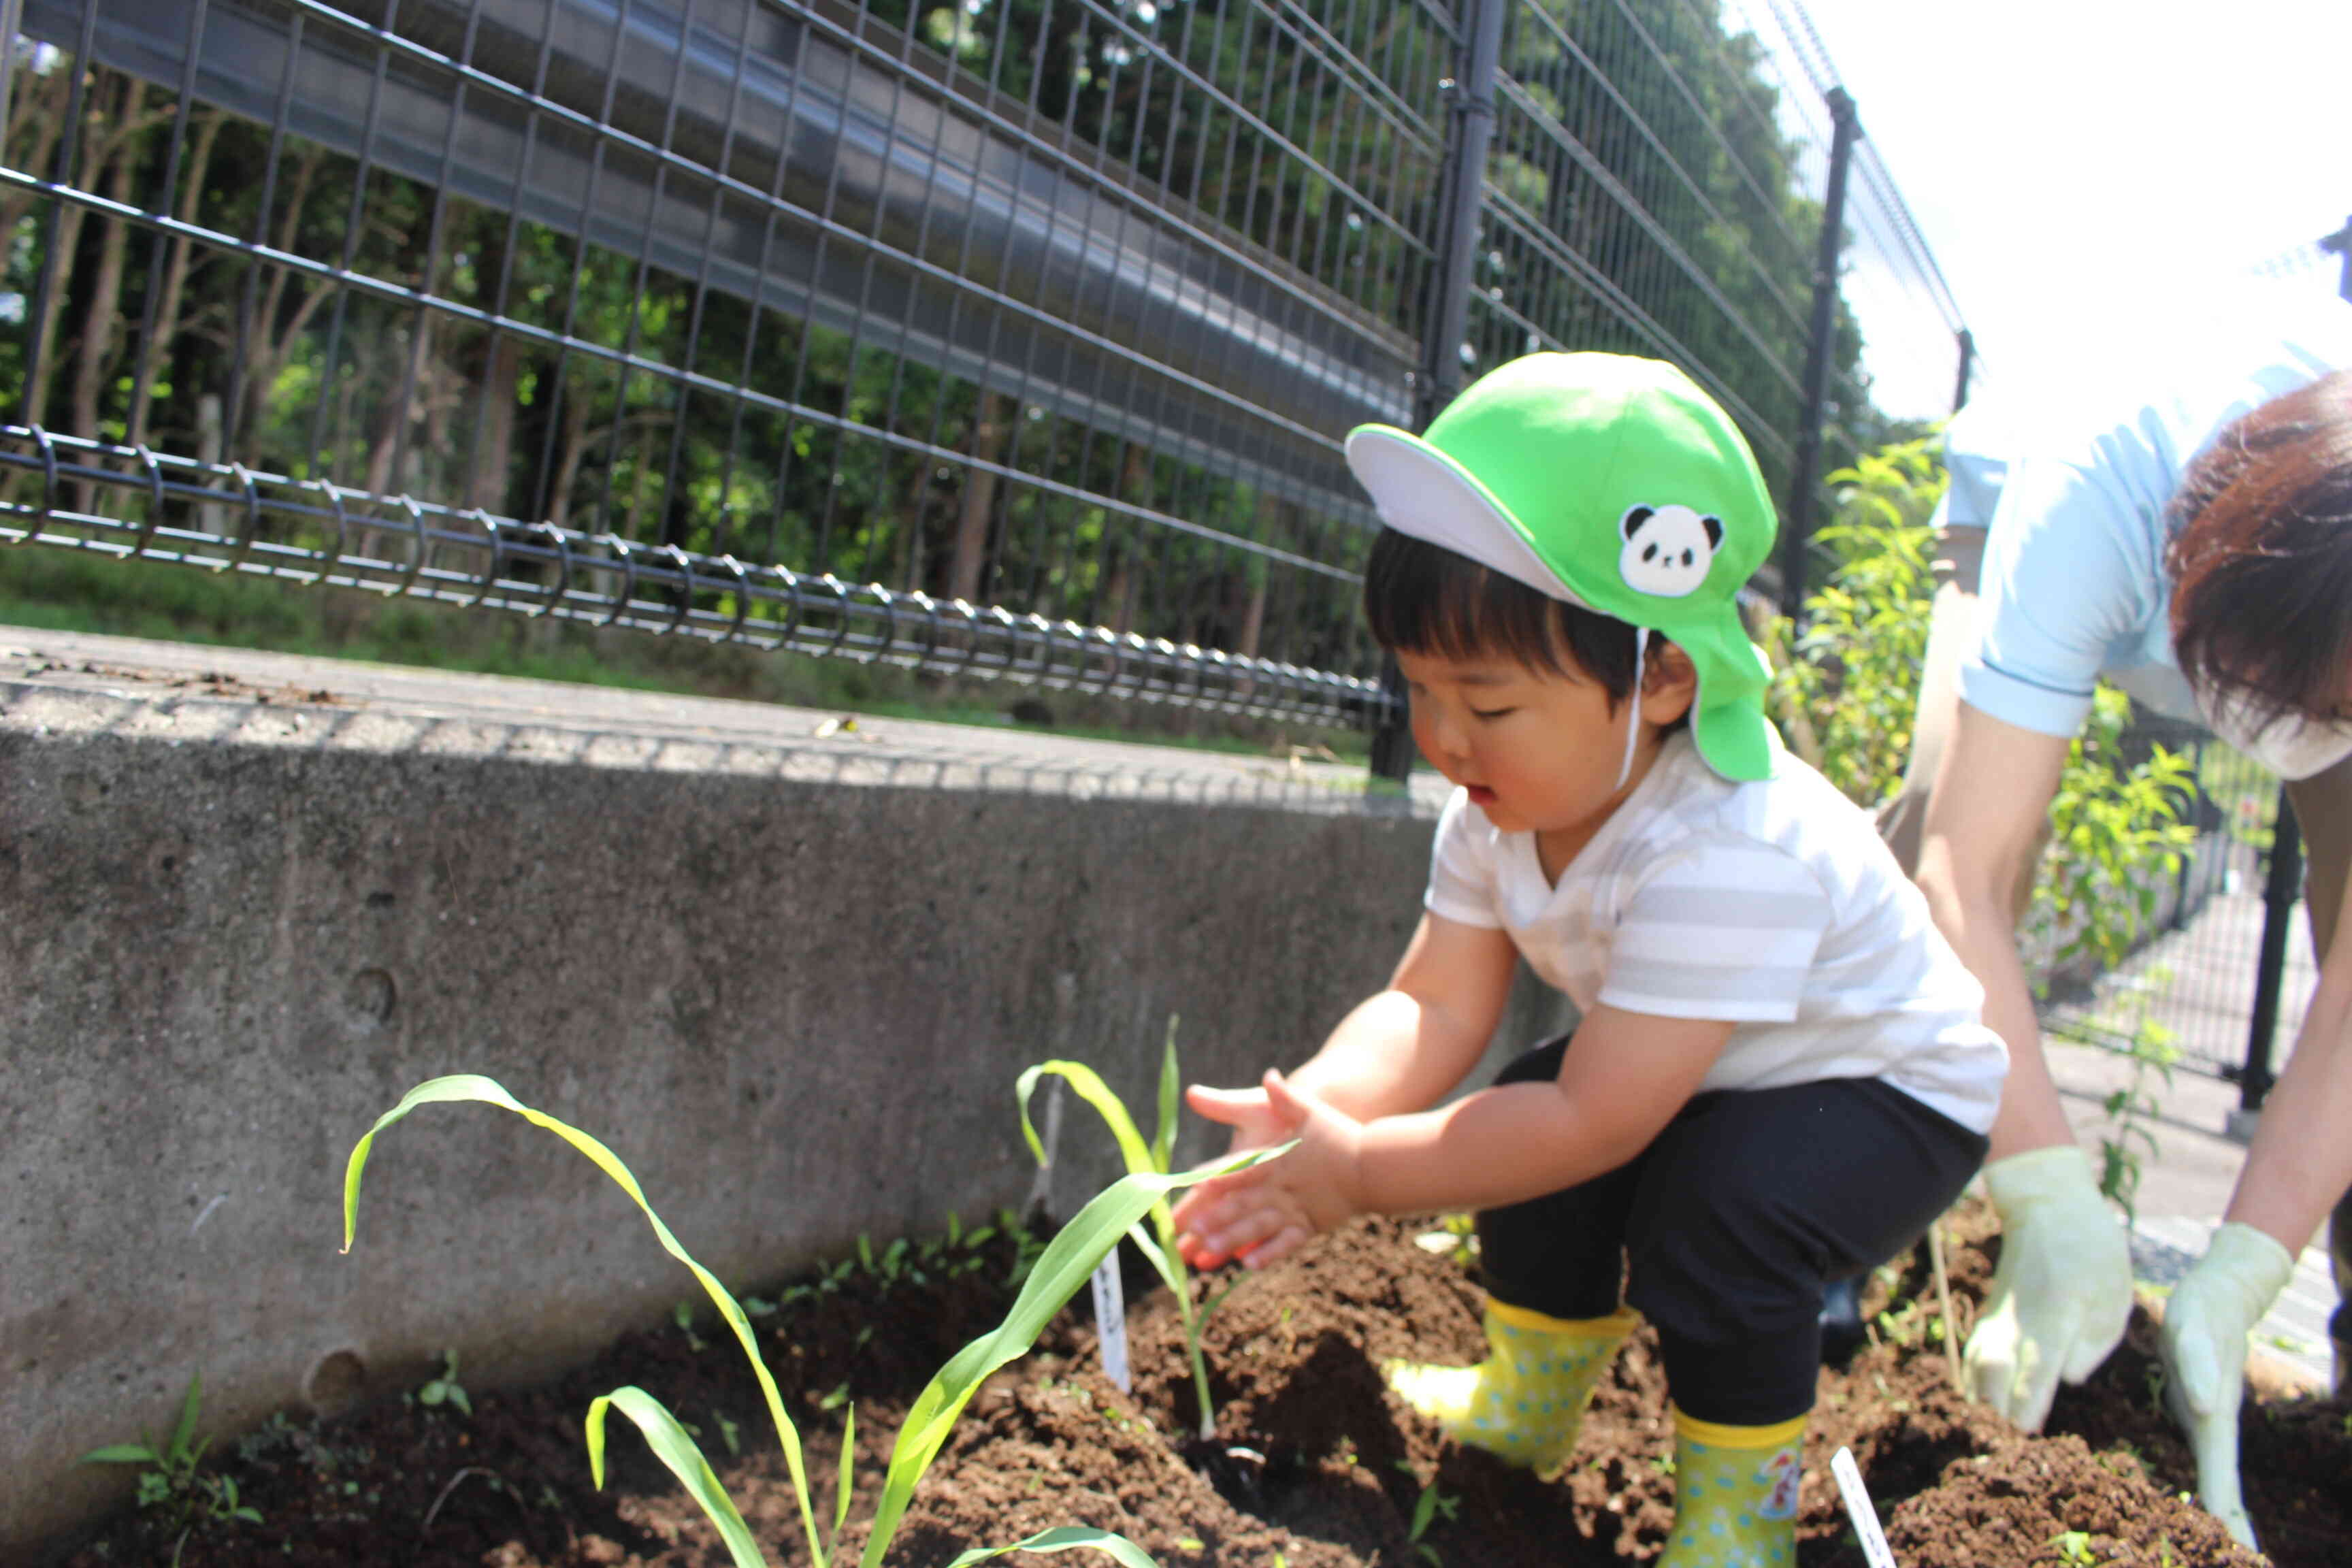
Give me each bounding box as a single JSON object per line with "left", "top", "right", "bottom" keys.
{"left": 1090, "top": 1254, "right": 1132, "bottom": 1394}
{"left": 1831, "top": 1446, "right": 1897, "bottom": 1568}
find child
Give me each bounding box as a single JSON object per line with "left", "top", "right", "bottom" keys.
{"left": 1171, "top": 353, "right": 2004, "bottom": 1567}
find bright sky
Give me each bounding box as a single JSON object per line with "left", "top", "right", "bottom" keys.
{"left": 1795, "top": 0, "right": 2352, "bottom": 419}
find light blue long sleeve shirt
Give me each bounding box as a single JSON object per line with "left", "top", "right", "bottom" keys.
{"left": 1943, "top": 298, "right": 2352, "bottom": 743}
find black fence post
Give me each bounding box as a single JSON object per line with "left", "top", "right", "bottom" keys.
{"left": 1372, "top": 0, "right": 1507, "bottom": 787}
{"left": 1952, "top": 327, "right": 1975, "bottom": 413}
{"left": 0, "top": 1, "right": 20, "bottom": 140}
{"left": 1777, "top": 86, "right": 1861, "bottom": 621}
{"left": 2240, "top": 786, "right": 2304, "bottom": 1113}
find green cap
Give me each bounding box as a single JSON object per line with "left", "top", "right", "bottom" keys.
{"left": 1345, "top": 351, "right": 1780, "bottom": 781}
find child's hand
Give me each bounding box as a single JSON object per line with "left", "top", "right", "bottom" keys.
{"left": 1185, "top": 1081, "right": 1293, "bottom": 1156}
{"left": 1173, "top": 1070, "right": 1364, "bottom": 1271}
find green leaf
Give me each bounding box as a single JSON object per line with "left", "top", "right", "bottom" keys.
{"left": 1196, "top": 1276, "right": 1245, "bottom": 1339}
{"left": 343, "top": 1076, "right": 826, "bottom": 1568}
{"left": 167, "top": 1371, "right": 203, "bottom": 1463}
{"left": 80, "top": 1444, "right": 161, "bottom": 1466}
{"left": 1016, "top": 1062, "right": 1154, "bottom": 1177}
{"left": 944, "top": 1525, "right": 1162, "bottom": 1567}
{"left": 586, "top": 1387, "right": 766, "bottom": 1568}
{"left": 1126, "top": 1222, "right": 1185, "bottom": 1298}
{"left": 1409, "top": 1484, "right": 1438, "bottom": 1541}
{"left": 862, "top": 1144, "right": 1288, "bottom": 1568}
{"left": 1152, "top": 1017, "right": 1182, "bottom": 1174}
{"left": 1018, "top": 1059, "right": 1190, "bottom": 1309}
{"left": 832, "top": 1405, "right": 856, "bottom": 1538}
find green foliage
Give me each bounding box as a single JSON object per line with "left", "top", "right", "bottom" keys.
{"left": 414, "top": 1349, "right": 473, "bottom": 1417}
{"left": 1396, "top": 1462, "right": 1460, "bottom": 1565}
{"left": 2040, "top": 686, "right": 2198, "bottom": 981}
{"left": 1764, "top": 435, "right": 1944, "bottom": 806}
{"left": 342, "top": 1073, "right": 1281, "bottom": 1568}
{"left": 80, "top": 1371, "right": 265, "bottom": 1546}
{"left": 1483, "top": 0, "right": 1871, "bottom": 500}
{"left": 1765, "top": 435, "right": 2195, "bottom": 984}
{"left": 2093, "top": 979, "right": 2183, "bottom": 1228}
{"left": 1017, "top": 1015, "right": 1245, "bottom": 1442}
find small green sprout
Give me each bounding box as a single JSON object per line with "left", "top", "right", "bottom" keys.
{"left": 1403, "top": 1467, "right": 1458, "bottom": 1567}
{"left": 2049, "top": 1530, "right": 2096, "bottom": 1565}
{"left": 417, "top": 1349, "right": 473, "bottom": 1416}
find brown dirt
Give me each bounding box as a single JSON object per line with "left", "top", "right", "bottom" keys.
{"left": 65, "top": 1200, "right": 2343, "bottom": 1567}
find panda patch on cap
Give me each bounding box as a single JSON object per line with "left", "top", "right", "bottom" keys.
{"left": 1617, "top": 503, "right": 1722, "bottom": 598}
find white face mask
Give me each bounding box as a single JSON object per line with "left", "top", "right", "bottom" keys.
{"left": 2192, "top": 682, "right": 2352, "bottom": 781}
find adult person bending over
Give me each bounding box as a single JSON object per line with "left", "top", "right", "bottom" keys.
{"left": 1880, "top": 299, "right": 2352, "bottom": 1549}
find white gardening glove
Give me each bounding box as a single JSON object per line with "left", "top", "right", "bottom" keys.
{"left": 1965, "top": 1145, "right": 2134, "bottom": 1431}
{"left": 2159, "top": 1221, "right": 2295, "bottom": 1552}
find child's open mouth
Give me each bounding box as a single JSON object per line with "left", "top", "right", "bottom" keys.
{"left": 1467, "top": 785, "right": 1497, "bottom": 806}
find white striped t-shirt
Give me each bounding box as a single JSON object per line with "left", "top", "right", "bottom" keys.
{"left": 1425, "top": 731, "right": 2006, "bottom": 1132}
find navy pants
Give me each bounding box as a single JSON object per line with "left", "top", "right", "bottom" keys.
{"left": 1475, "top": 1033, "right": 1988, "bottom": 1424}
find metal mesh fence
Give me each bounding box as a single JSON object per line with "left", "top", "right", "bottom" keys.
{"left": 1744, "top": 0, "right": 1968, "bottom": 443}
{"left": 2029, "top": 727, "right": 2315, "bottom": 1087}
{"left": 1471, "top": 0, "right": 1810, "bottom": 495}
{"left": 5, "top": 1, "right": 2312, "bottom": 1096}
{"left": 0, "top": 0, "right": 1972, "bottom": 734}
{"left": 0, "top": 0, "right": 1460, "bottom": 727}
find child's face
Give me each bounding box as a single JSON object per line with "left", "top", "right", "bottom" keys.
{"left": 1396, "top": 644, "right": 1690, "bottom": 842}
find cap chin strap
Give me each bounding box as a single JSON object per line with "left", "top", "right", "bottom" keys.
{"left": 1616, "top": 630, "right": 1646, "bottom": 791}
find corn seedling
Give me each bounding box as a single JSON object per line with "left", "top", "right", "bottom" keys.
{"left": 343, "top": 1073, "right": 1283, "bottom": 1568}
{"left": 1018, "top": 1017, "right": 1245, "bottom": 1441}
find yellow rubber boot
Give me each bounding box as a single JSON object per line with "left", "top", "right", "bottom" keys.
{"left": 1659, "top": 1406, "right": 1806, "bottom": 1568}
{"left": 1385, "top": 1301, "right": 1637, "bottom": 1479}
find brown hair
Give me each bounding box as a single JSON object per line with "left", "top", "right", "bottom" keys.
{"left": 2168, "top": 369, "right": 2352, "bottom": 725}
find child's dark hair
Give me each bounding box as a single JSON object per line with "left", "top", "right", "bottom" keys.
{"left": 1363, "top": 526, "right": 1686, "bottom": 726}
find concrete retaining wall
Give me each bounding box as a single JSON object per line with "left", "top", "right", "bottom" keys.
{"left": 0, "top": 634, "right": 1567, "bottom": 1558}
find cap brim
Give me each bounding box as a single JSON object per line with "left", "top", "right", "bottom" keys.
{"left": 1344, "top": 426, "right": 1592, "bottom": 608}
